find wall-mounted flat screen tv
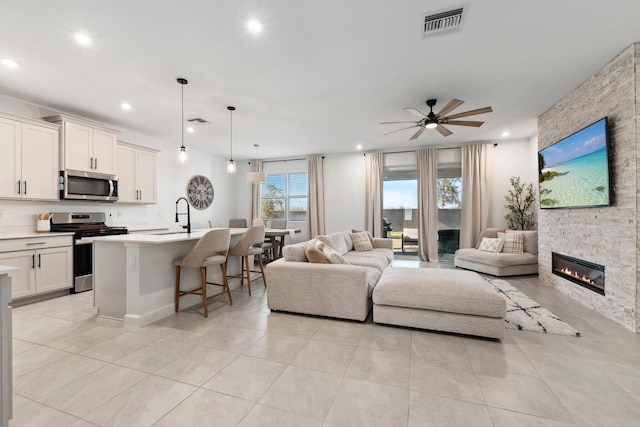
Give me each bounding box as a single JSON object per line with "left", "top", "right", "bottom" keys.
{"left": 538, "top": 117, "right": 611, "bottom": 209}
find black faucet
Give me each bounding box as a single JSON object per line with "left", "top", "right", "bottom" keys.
{"left": 175, "top": 197, "right": 191, "bottom": 233}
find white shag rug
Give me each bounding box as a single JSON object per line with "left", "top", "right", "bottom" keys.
{"left": 488, "top": 278, "right": 580, "bottom": 336}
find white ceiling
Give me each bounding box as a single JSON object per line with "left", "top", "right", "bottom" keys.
{"left": 1, "top": 0, "right": 639, "bottom": 160}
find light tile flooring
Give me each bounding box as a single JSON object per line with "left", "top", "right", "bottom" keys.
{"left": 9, "top": 259, "right": 640, "bottom": 426}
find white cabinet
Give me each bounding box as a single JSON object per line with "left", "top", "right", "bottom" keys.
{"left": 44, "top": 115, "right": 118, "bottom": 174}
{"left": 116, "top": 142, "right": 157, "bottom": 204}
{"left": 0, "top": 113, "right": 60, "bottom": 201}
{"left": 1, "top": 267, "right": 18, "bottom": 426}
{"left": 0, "top": 235, "right": 73, "bottom": 300}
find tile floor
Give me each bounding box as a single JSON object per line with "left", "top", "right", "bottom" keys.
{"left": 8, "top": 259, "right": 640, "bottom": 426}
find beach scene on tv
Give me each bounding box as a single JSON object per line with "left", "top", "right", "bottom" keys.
{"left": 538, "top": 119, "right": 610, "bottom": 208}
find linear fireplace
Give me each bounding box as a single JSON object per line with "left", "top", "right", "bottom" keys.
{"left": 552, "top": 252, "right": 605, "bottom": 295}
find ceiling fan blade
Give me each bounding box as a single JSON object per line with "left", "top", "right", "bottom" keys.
{"left": 409, "top": 127, "right": 426, "bottom": 140}
{"left": 445, "top": 120, "right": 485, "bottom": 127}
{"left": 404, "top": 108, "right": 428, "bottom": 119}
{"left": 379, "top": 121, "right": 420, "bottom": 125}
{"left": 435, "top": 125, "right": 453, "bottom": 137}
{"left": 445, "top": 106, "right": 493, "bottom": 120}
{"left": 384, "top": 125, "right": 419, "bottom": 136}
{"left": 436, "top": 99, "right": 464, "bottom": 117}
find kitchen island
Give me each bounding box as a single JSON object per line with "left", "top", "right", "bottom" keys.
{"left": 93, "top": 228, "right": 249, "bottom": 327}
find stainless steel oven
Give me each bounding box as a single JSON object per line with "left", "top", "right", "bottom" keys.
{"left": 50, "top": 213, "right": 128, "bottom": 292}
{"left": 60, "top": 170, "right": 119, "bottom": 202}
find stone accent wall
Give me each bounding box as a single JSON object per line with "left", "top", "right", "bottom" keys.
{"left": 538, "top": 43, "right": 639, "bottom": 332}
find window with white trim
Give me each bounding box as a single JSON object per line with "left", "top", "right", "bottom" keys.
{"left": 261, "top": 173, "right": 308, "bottom": 220}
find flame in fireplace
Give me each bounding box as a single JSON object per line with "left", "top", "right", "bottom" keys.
{"left": 558, "top": 267, "right": 596, "bottom": 286}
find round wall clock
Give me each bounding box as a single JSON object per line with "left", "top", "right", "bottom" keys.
{"left": 186, "top": 175, "right": 214, "bottom": 210}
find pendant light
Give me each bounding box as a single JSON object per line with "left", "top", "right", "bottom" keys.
{"left": 247, "top": 144, "right": 266, "bottom": 183}
{"left": 226, "top": 106, "right": 237, "bottom": 173}
{"left": 177, "top": 78, "right": 188, "bottom": 163}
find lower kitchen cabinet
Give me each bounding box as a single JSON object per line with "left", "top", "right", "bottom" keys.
{"left": 0, "top": 235, "right": 73, "bottom": 300}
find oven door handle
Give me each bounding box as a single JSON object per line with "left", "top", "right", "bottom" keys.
{"left": 75, "top": 239, "right": 93, "bottom": 246}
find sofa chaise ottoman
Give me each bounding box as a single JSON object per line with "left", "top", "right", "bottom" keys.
{"left": 454, "top": 229, "right": 538, "bottom": 277}
{"left": 372, "top": 267, "right": 506, "bottom": 339}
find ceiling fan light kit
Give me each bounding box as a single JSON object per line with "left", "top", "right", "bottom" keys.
{"left": 380, "top": 98, "right": 493, "bottom": 140}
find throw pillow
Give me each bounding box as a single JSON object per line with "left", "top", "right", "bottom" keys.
{"left": 304, "top": 243, "right": 329, "bottom": 263}
{"left": 498, "top": 232, "right": 524, "bottom": 254}
{"left": 351, "top": 229, "right": 377, "bottom": 248}
{"left": 351, "top": 231, "right": 374, "bottom": 252}
{"left": 478, "top": 237, "right": 504, "bottom": 253}
{"left": 322, "top": 244, "right": 351, "bottom": 264}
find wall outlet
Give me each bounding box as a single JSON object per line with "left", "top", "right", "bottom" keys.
{"left": 128, "top": 255, "right": 136, "bottom": 267}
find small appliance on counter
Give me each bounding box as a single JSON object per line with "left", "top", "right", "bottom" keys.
{"left": 50, "top": 212, "right": 128, "bottom": 293}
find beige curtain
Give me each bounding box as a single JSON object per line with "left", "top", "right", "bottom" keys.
{"left": 365, "top": 152, "right": 383, "bottom": 237}
{"left": 460, "top": 144, "right": 494, "bottom": 248}
{"left": 417, "top": 149, "right": 439, "bottom": 262}
{"left": 307, "top": 156, "right": 325, "bottom": 237}
{"left": 250, "top": 160, "right": 263, "bottom": 221}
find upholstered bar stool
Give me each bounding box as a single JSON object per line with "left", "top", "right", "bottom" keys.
{"left": 173, "top": 229, "right": 232, "bottom": 317}
{"left": 252, "top": 218, "right": 275, "bottom": 262}
{"left": 226, "top": 225, "right": 268, "bottom": 296}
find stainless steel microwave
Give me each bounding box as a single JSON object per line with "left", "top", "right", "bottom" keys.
{"left": 60, "top": 170, "right": 119, "bottom": 202}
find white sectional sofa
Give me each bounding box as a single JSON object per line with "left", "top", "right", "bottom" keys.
{"left": 265, "top": 230, "right": 393, "bottom": 321}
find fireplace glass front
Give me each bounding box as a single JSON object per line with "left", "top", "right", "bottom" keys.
{"left": 552, "top": 252, "right": 605, "bottom": 295}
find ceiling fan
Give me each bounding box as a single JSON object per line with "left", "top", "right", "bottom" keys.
{"left": 380, "top": 99, "right": 493, "bottom": 140}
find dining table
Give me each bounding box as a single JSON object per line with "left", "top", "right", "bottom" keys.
{"left": 265, "top": 228, "right": 301, "bottom": 259}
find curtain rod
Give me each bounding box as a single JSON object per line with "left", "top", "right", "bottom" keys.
{"left": 363, "top": 144, "right": 496, "bottom": 156}
{"left": 248, "top": 156, "right": 324, "bottom": 164}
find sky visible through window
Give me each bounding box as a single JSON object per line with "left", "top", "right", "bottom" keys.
{"left": 383, "top": 179, "right": 462, "bottom": 209}
{"left": 383, "top": 180, "right": 417, "bottom": 209}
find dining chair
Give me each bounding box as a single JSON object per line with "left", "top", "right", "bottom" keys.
{"left": 226, "top": 225, "right": 268, "bottom": 295}
{"left": 229, "top": 218, "right": 247, "bottom": 228}
{"left": 173, "top": 229, "right": 232, "bottom": 317}
{"left": 270, "top": 219, "right": 287, "bottom": 229}
{"left": 268, "top": 219, "right": 287, "bottom": 257}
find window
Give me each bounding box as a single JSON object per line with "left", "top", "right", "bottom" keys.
{"left": 261, "top": 173, "right": 308, "bottom": 220}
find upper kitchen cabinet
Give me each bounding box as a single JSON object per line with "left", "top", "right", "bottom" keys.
{"left": 44, "top": 115, "right": 118, "bottom": 174}
{"left": 0, "top": 112, "right": 60, "bottom": 201}
{"left": 116, "top": 142, "right": 158, "bottom": 203}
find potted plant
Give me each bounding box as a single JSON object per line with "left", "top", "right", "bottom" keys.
{"left": 504, "top": 176, "right": 536, "bottom": 230}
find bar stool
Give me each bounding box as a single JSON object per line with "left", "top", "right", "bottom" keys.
{"left": 226, "top": 225, "right": 267, "bottom": 296}
{"left": 253, "top": 218, "right": 275, "bottom": 262}
{"left": 173, "top": 229, "right": 232, "bottom": 317}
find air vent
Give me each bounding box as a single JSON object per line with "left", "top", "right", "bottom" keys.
{"left": 423, "top": 6, "right": 465, "bottom": 38}
{"left": 187, "top": 118, "right": 210, "bottom": 125}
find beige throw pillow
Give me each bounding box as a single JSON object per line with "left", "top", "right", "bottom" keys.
{"left": 498, "top": 232, "right": 524, "bottom": 254}
{"left": 351, "top": 231, "right": 374, "bottom": 252}
{"left": 351, "top": 229, "right": 377, "bottom": 248}
{"left": 304, "top": 243, "right": 329, "bottom": 263}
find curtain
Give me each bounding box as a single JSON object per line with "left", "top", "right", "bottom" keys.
{"left": 365, "top": 152, "right": 383, "bottom": 237}
{"left": 307, "top": 156, "right": 325, "bottom": 237}
{"left": 417, "top": 149, "right": 438, "bottom": 262}
{"left": 250, "top": 160, "right": 263, "bottom": 221}
{"left": 460, "top": 144, "right": 494, "bottom": 248}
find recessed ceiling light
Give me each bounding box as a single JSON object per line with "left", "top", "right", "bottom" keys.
{"left": 1, "top": 58, "right": 18, "bottom": 69}
{"left": 74, "top": 32, "right": 92, "bottom": 46}
{"left": 120, "top": 103, "right": 132, "bottom": 111}
{"left": 356, "top": 144, "right": 363, "bottom": 150}
{"left": 501, "top": 131, "right": 510, "bottom": 137}
{"left": 247, "top": 19, "right": 263, "bottom": 34}
{"left": 186, "top": 126, "right": 195, "bottom": 133}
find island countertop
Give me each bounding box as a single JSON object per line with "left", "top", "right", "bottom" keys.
{"left": 90, "top": 227, "right": 248, "bottom": 244}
